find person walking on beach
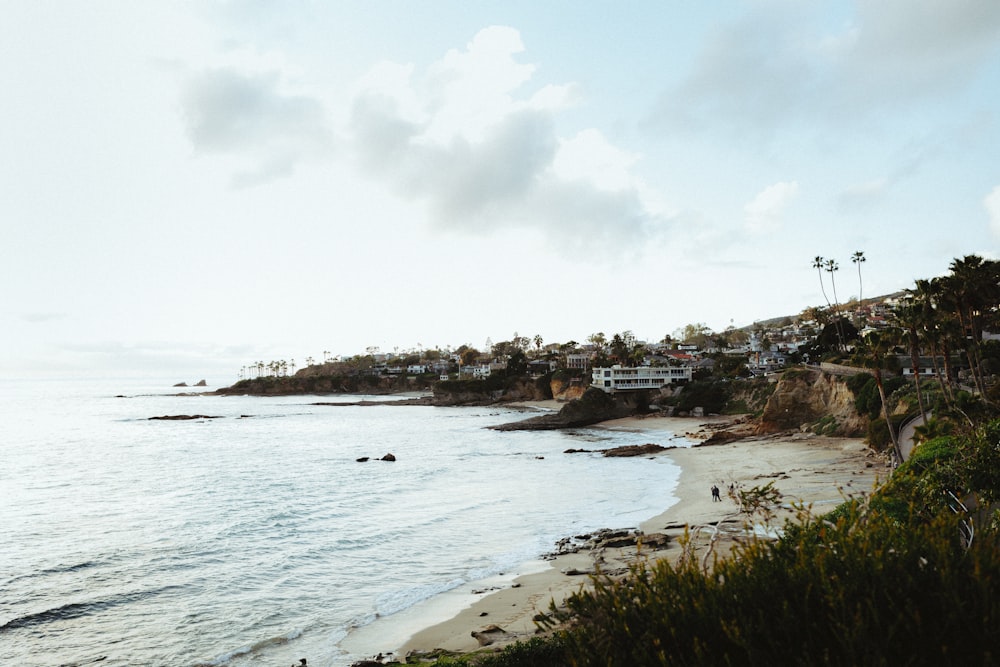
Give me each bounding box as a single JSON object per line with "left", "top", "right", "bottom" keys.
{"left": 711, "top": 484, "right": 721, "bottom": 502}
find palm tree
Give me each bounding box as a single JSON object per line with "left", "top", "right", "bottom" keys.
{"left": 896, "top": 301, "right": 928, "bottom": 426}
{"left": 853, "top": 328, "right": 904, "bottom": 466}
{"left": 851, "top": 250, "right": 866, "bottom": 322}
{"left": 825, "top": 258, "right": 846, "bottom": 351}
{"left": 812, "top": 256, "right": 830, "bottom": 308}
{"left": 939, "top": 256, "right": 999, "bottom": 402}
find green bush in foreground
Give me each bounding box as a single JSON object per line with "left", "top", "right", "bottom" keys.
{"left": 422, "top": 636, "right": 569, "bottom": 667}
{"left": 541, "top": 506, "right": 998, "bottom": 666}
{"left": 418, "top": 420, "right": 1000, "bottom": 667}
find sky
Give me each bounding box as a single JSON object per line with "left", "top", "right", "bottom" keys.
{"left": 3, "top": 1, "right": 1000, "bottom": 381}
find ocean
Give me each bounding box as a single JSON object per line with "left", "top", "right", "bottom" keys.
{"left": 0, "top": 377, "right": 689, "bottom": 666}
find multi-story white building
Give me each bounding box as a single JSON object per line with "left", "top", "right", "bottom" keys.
{"left": 591, "top": 365, "right": 692, "bottom": 392}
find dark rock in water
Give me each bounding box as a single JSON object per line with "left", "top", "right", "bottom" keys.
{"left": 380, "top": 453, "right": 396, "bottom": 462}
{"left": 356, "top": 457, "right": 370, "bottom": 462}
{"left": 602, "top": 443, "right": 669, "bottom": 457}
{"left": 148, "top": 414, "right": 222, "bottom": 421}
{"left": 194, "top": 379, "right": 208, "bottom": 387}
{"left": 471, "top": 624, "right": 508, "bottom": 646}
{"left": 173, "top": 382, "right": 188, "bottom": 387}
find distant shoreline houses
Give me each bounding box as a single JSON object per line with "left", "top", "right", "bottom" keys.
{"left": 239, "top": 290, "right": 997, "bottom": 390}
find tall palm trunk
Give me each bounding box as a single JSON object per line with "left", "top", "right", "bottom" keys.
{"left": 907, "top": 323, "right": 927, "bottom": 426}
{"left": 928, "top": 336, "right": 954, "bottom": 407}
{"left": 874, "top": 366, "right": 902, "bottom": 465}
{"left": 826, "top": 259, "right": 846, "bottom": 352}
{"left": 954, "top": 303, "right": 988, "bottom": 397}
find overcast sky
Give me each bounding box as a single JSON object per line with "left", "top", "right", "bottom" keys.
{"left": 3, "top": 1, "right": 1000, "bottom": 381}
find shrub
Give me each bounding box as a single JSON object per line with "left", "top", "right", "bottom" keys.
{"left": 543, "top": 506, "right": 1000, "bottom": 666}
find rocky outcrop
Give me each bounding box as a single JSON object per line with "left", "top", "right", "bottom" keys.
{"left": 757, "top": 369, "right": 866, "bottom": 436}
{"left": 429, "top": 377, "right": 550, "bottom": 406}
{"left": 471, "top": 624, "right": 509, "bottom": 647}
{"left": 491, "top": 387, "right": 627, "bottom": 431}
{"left": 550, "top": 373, "right": 589, "bottom": 402}
{"left": 216, "top": 373, "right": 436, "bottom": 396}
{"left": 565, "top": 443, "right": 671, "bottom": 457}
{"left": 148, "top": 414, "right": 222, "bottom": 421}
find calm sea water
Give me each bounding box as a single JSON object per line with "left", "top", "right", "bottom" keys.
{"left": 0, "top": 378, "right": 688, "bottom": 666}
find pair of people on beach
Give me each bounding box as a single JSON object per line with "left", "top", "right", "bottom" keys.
{"left": 711, "top": 484, "right": 721, "bottom": 501}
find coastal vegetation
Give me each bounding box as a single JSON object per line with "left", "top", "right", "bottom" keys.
{"left": 389, "top": 254, "right": 1000, "bottom": 666}
{"left": 402, "top": 417, "right": 999, "bottom": 666}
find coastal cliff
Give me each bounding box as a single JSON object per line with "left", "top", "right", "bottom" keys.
{"left": 756, "top": 368, "right": 867, "bottom": 436}
{"left": 491, "top": 387, "right": 633, "bottom": 431}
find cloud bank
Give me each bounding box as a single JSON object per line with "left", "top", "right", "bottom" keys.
{"left": 178, "top": 25, "right": 670, "bottom": 252}
{"left": 345, "top": 26, "right": 668, "bottom": 253}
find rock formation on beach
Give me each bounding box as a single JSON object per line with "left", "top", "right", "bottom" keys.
{"left": 490, "top": 387, "right": 628, "bottom": 431}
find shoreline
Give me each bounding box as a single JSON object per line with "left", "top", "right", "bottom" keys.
{"left": 383, "top": 417, "right": 887, "bottom": 660}
{"left": 362, "top": 415, "right": 886, "bottom": 663}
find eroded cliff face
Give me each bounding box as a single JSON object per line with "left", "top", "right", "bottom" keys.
{"left": 550, "top": 374, "right": 589, "bottom": 402}
{"left": 431, "top": 377, "right": 551, "bottom": 405}
{"left": 757, "top": 369, "right": 867, "bottom": 436}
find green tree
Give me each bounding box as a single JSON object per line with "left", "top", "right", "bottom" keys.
{"left": 506, "top": 349, "right": 528, "bottom": 376}
{"left": 587, "top": 332, "right": 607, "bottom": 353}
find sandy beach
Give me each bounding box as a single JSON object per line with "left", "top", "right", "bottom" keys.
{"left": 347, "top": 414, "right": 888, "bottom": 663}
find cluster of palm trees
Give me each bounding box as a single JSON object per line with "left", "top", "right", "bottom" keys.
{"left": 853, "top": 254, "right": 1000, "bottom": 463}
{"left": 899, "top": 255, "right": 1000, "bottom": 407}
{"left": 812, "top": 251, "right": 866, "bottom": 350}
{"left": 238, "top": 359, "right": 296, "bottom": 380}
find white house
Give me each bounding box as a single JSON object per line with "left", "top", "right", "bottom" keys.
{"left": 592, "top": 365, "right": 692, "bottom": 393}
{"left": 471, "top": 364, "right": 492, "bottom": 378}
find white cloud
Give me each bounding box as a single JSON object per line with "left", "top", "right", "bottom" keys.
{"left": 985, "top": 185, "right": 1000, "bottom": 238}
{"left": 180, "top": 67, "right": 333, "bottom": 185}
{"left": 346, "top": 27, "right": 667, "bottom": 253}
{"left": 744, "top": 181, "right": 800, "bottom": 234}
{"left": 553, "top": 129, "right": 640, "bottom": 192}
{"left": 650, "top": 3, "right": 1000, "bottom": 137}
